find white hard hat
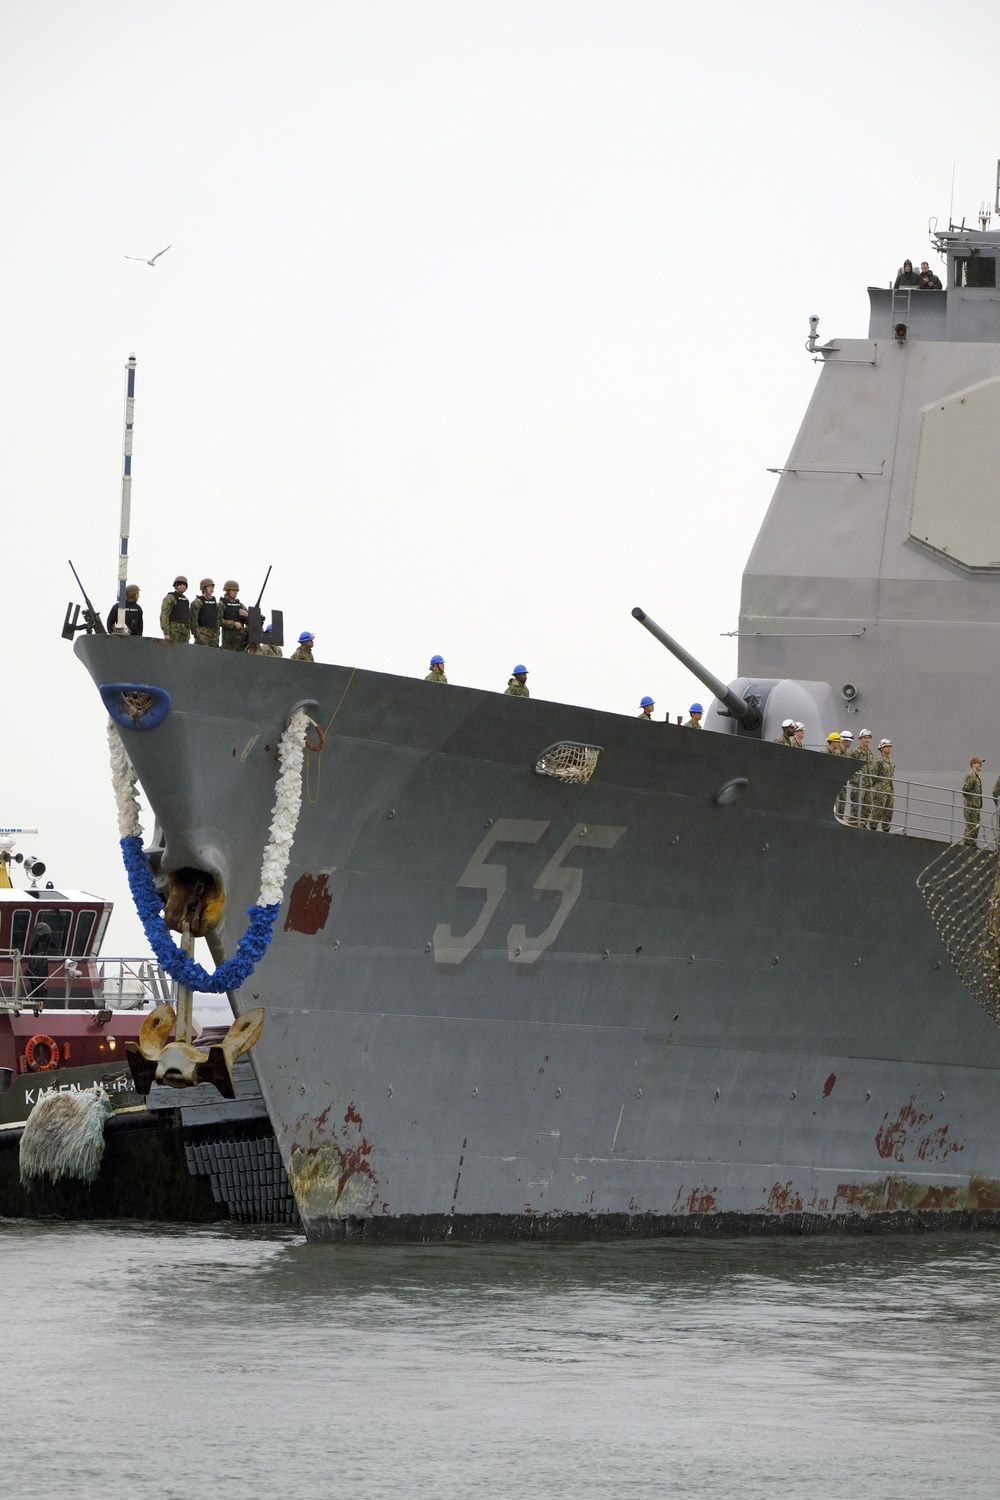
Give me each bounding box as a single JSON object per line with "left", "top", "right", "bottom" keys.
{"left": 879, "top": 738, "right": 892, "bottom": 748}
{"left": 840, "top": 730, "right": 854, "bottom": 741}
{"left": 781, "top": 718, "right": 794, "bottom": 729}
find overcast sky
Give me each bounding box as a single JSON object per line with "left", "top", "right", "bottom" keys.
{"left": 3, "top": 0, "right": 999, "bottom": 953}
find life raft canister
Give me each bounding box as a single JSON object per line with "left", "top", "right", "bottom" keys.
{"left": 24, "top": 1034, "right": 61, "bottom": 1072}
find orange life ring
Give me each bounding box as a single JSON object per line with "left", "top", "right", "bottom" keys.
{"left": 305, "top": 721, "right": 325, "bottom": 752}
{"left": 24, "top": 1034, "right": 61, "bottom": 1072}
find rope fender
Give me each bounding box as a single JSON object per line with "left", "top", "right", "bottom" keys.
{"left": 109, "top": 708, "right": 310, "bottom": 994}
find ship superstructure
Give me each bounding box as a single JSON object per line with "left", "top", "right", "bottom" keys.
{"left": 742, "top": 225, "right": 1000, "bottom": 787}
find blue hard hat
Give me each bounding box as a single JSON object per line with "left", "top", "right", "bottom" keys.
{"left": 689, "top": 702, "right": 704, "bottom": 713}
{"left": 640, "top": 696, "right": 655, "bottom": 708}
{"left": 512, "top": 665, "right": 527, "bottom": 676}
{"left": 264, "top": 624, "right": 272, "bottom": 633}
{"left": 298, "top": 631, "right": 314, "bottom": 643}
{"left": 430, "top": 654, "right": 444, "bottom": 666}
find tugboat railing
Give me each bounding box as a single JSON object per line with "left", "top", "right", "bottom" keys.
{"left": 0, "top": 953, "right": 172, "bottom": 1012}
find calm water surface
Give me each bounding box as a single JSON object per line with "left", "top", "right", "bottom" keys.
{"left": 5, "top": 1223, "right": 999, "bottom": 1499}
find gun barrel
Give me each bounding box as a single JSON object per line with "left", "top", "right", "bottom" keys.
{"left": 632, "top": 607, "right": 752, "bottom": 720}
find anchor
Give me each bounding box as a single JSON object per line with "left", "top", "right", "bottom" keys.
{"left": 125, "top": 921, "right": 264, "bottom": 1099}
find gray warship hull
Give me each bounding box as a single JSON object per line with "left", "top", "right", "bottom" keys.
{"left": 76, "top": 638, "right": 1000, "bottom": 1239}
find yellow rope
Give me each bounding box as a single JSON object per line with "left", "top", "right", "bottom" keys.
{"left": 306, "top": 666, "right": 357, "bottom": 804}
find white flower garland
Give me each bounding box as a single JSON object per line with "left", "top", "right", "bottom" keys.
{"left": 259, "top": 707, "right": 310, "bottom": 905}
{"left": 108, "top": 721, "right": 142, "bottom": 838}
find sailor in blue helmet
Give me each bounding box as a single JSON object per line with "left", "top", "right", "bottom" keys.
{"left": 638, "top": 695, "right": 655, "bottom": 721}
{"left": 425, "top": 654, "right": 448, "bottom": 684}
{"left": 684, "top": 702, "right": 704, "bottom": 729}
{"left": 505, "top": 665, "right": 529, "bottom": 698}
{"left": 291, "top": 630, "right": 315, "bottom": 663}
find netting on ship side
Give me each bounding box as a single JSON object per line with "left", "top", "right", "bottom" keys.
{"left": 917, "top": 842, "right": 1000, "bottom": 1024}
{"left": 534, "top": 743, "right": 602, "bottom": 785}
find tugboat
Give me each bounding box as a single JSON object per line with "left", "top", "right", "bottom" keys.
{"left": 0, "top": 830, "right": 296, "bottom": 1224}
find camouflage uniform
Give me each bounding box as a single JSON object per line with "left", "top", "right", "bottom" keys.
{"left": 963, "top": 769, "right": 983, "bottom": 845}
{"left": 260, "top": 642, "right": 283, "bottom": 658}
{"left": 291, "top": 642, "right": 314, "bottom": 663}
{"left": 683, "top": 718, "right": 702, "bottom": 729}
{"left": 848, "top": 743, "right": 876, "bottom": 826}
{"left": 637, "top": 710, "right": 654, "bottom": 720}
{"left": 220, "top": 589, "right": 248, "bottom": 652}
{"left": 425, "top": 669, "right": 448, "bottom": 684}
{"left": 868, "top": 754, "right": 895, "bottom": 832}
{"left": 505, "top": 678, "right": 529, "bottom": 697}
{"left": 159, "top": 591, "right": 191, "bottom": 644}
{"left": 190, "top": 592, "right": 221, "bottom": 648}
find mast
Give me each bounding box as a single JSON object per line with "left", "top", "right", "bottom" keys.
{"left": 113, "top": 354, "right": 136, "bottom": 633}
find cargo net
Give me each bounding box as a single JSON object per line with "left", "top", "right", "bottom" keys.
{"left": 534, "top": 741, "right": 602, "bottom": 785}
{"left": 917, "top": 842, "right": 1000, "bottom": 1024}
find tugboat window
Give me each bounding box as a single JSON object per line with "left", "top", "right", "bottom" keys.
{"left": 12, "top": 910, "right": 29, "bottom": 954}
{"left": 72, "top": 910, "right": 96, "bottom": 956}
{"left": 954, "top": 256, "right": 996, "bottom": 288}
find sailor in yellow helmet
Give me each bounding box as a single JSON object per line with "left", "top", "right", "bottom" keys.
{"left": 826, "top": 732, "right": 842, "bottom": 755}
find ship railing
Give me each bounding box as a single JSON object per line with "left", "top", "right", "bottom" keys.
{"left": 0, "top": 952, "right": 172, "bottom": 1012}
{"left": 834, "top": 777, "right": 995, "bottom": 846}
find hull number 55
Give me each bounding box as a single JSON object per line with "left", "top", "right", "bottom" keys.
{"left": 433, "top": 819, "right": 627, "bottom": 966}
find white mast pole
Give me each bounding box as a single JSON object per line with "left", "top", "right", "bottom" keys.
{"left": 113, "top": 353, "right": 137, "bottom": 633}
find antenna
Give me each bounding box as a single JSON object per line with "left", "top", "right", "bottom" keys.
{"left": 995, "top": 159, "right": 1000, "bottom": 215}
{"left": 980, "top": 200, "right": 992, "bottom": 232}
{"left": 950, "top": 162, "right": 956, "bottom": 224}
{"left": 112, "top": 354, "right": 136, "bottom": 634}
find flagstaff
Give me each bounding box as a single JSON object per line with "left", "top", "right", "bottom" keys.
{"left": 113, "top": 354, "right": 136, "bottom": 633}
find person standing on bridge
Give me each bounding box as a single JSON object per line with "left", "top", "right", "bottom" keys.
{"left": 869, "top": 739, "right": 895, "bottom": 832}
{"left": 963, "top": 757, "right": 985, "bottom": 845}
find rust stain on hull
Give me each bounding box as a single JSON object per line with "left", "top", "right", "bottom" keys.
{"left": 284, "top": 873, "right": 333, "bottom": 935}
{"left": 288, "top": 1101, "right": 377, "bottom": 1217}
{"left": 875, "top": 1095, "right": 966, "bottom": 1165}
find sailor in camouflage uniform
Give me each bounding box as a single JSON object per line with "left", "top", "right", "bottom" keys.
{"left": 220, "top": 580, "right": 248, "bottom": 651}
{"left": 835, "top": 730, "right": 853, "bottom": 820}
{"left": 963, "top": 757, "right": 985, "bottom": 845}
{"left": 260, "top": 625, "right": 283, "bottom": 658}
{"left": 869, "top": 738, "right": 895, "bottom": 832}
{"left": 684, "top": 702, "right": 703, "bottom": 728}
{"left": 426, "top": 655, "right": 448, "bottom": 683}
{"left": 638, "top": 696, "right": 655, "bottom": 720}
{"left": 774, "top": 718, "right": 797, "bottom": 746}
{"left": 848, "top": 728, "right": 876, "bottom": 826}
{"left": 291, "top": 631, "right": 314, "bottom": 662}
{"left": 505, "top": 666, "right": 529, "bottom": 697}
{"left": 190, "top": 578, "right": 220, "bottom": 647}
{"left": 160, "top": 576, "right": 191, "bottom": 643}
{"left": 826, "top": 732, "right": 842, "bottom": 755}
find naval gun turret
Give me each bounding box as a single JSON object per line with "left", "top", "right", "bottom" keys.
{"left": 632, "top": 607, "right": 839, "bottom": 748}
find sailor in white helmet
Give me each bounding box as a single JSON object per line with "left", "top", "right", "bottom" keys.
{"left": 835, "top": 731, "right": 854, "bottom": 820}
{"left": 774, "top": 717, "right": 797, "bottom": 747}
{"left": 792, "top": 721, "right": 806, "bottom": 747}
{"left": 870, "top": 738, "right": 895, "bottom": 832}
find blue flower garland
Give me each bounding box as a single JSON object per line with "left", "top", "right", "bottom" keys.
{"left": 120, "top": 835, "right": 279, "bottom": 993}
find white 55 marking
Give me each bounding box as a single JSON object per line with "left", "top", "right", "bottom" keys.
{"left": 433, "top": 820, "right": 626, "bottom": 966}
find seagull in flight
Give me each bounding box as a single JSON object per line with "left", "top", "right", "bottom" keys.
{"left": 124, "top": 244, "right": 171, "bottom": 267}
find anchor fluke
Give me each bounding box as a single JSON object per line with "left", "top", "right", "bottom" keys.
{"left": 125, "top": 1001, "right": 265, "bottom": 1099}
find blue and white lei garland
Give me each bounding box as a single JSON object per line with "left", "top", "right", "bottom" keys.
{"left": 108, "top": 709, "right": 310, "bottom": 993}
